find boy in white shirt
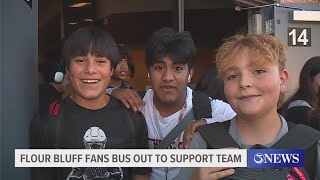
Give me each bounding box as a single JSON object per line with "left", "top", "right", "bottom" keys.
{"left": 111, "top": 27, "right": 235, "bottom": 180}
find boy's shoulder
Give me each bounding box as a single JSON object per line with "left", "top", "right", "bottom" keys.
{"left": 276, "top": 122, "right": 320, "bottom": 149}
{"left": 196, "top": 121, "right": 320, "bottom": 179}
{"left": 197, "top": 120, "right": 320, "bottom": 149}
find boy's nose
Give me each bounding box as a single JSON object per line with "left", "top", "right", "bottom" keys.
{"left": 162, "top": 69, "right": 175, "bottom": 81}
{"left": 239, "top": 75, "right": 253, "bottom": 89}
{"left": 85, "top": 61, "right": 97, "bottom": 74}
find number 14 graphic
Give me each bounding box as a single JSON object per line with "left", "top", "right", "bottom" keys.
{"left": 288, "top": 28, "right": 311, "bottom": 47}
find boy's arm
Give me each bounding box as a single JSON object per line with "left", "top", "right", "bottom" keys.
{"left": 107, "top": 88, "right": 143, "bottom": 112}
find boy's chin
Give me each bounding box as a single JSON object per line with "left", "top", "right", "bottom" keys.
{"left": 157, "top": 96, "right": 180, "bottom": 105}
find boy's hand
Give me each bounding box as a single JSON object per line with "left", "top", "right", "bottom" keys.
{"left": 191, "top": 167, "right": 235, "bottom": 180}
{"left": 182, "top": 119, "right": 207, "bottom": 149}
{"left": 111, "top": 88, "right": 144, "bottom": 112}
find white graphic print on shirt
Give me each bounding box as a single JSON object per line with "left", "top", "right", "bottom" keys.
{"left": 66, "top": 127, "right": 123, "bottom": 180}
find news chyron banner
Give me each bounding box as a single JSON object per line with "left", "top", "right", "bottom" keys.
{"left": 15, "top": 149, "right": 304, "bottom": 168}
{"left": 16, "top": 149, "right": 246, "bottom": 167}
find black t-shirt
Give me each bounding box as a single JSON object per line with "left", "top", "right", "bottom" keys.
{"left": 108, "top": 81, "right": 133, "bottom": 89}
{"left": 31, "top": 97, "right": 150, "bottom": 180}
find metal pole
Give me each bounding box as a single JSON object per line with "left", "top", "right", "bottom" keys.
{"left": 178, "top": 0, "right": 184, "bottom": 32}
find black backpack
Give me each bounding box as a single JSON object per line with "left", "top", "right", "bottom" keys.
{"left": 197, "top": 121, "right": 320, "bottom": 180}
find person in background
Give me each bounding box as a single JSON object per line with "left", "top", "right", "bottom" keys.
{"left": 178, "top": 34, "right": 320, "bottom": 180}
{"left": 194, "top": 69, "right": 227, "bottom": 102}
{"left": 309, "top": 86, "right": 320, "bottom": 130}
{"left": 122, "top": 47, "right": 135, "bottom": 86}
{"left": 38, "top": 57, "right": 69, "bottom": 116}
{"left": 108, "top": 45, "right": 135, "bottom": 89}
{"left": 31, "top": 26, "right": 150, "bottom": 180}
{"left": 281, "top": 56, "right": 320, "bottom": 126}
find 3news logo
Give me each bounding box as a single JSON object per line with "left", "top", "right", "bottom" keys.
{"left": 247, "top": 149, "right": 304, "bottom": 168}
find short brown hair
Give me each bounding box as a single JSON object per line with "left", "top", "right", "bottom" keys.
{"left": 216, "top": 34, "right": 287, "bottom": 76}
{"left": 62, "top": 26, "right": 119, "bottom": 70}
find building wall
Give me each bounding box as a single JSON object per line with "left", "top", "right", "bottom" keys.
{"left": 1, "top": 0, "right": 38, "bottom": 179}
{"left": 274, "top": 3, "right": 320, "bottom": 98}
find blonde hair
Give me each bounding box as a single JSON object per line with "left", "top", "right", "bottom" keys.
{"left": 216, "top": 34, "right": 287, "bottom": 76}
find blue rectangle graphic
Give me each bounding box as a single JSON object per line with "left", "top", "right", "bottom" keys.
{"left": 247, "top": 149, "right": 304, "bottom": 168}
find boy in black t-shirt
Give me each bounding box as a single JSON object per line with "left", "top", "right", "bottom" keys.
{"left": 30, "top": 26, "right": 150, "bottom": 180}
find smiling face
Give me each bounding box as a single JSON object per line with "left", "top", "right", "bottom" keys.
{"left": 149, "top": 56, "right": 193, "bottom": 106}
{"left": 222, "top": 49, "right": 288, "bottom": 119}
{"left": 67, "top": 53, "right": 113, "bottom": 105}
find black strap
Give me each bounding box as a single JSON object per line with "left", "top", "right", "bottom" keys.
{"left": 198, "top": 121, "right": 320, "bottom": 149}
{"left": 48, "top": 100, "right": 64, "bottom": 149}
{"left": 197, "top": 121, "right": 240, "bottom": 149}
{"left": 197, "top": 121, "right": 320, "bottom": 180}
{"left": 157, "top": 90, "right": 212, "bottom": 149}
{"left": 192, "top": 91, "right": 212, "bottom": 120}
{"left": 138, "top": 91, "right": 146, "bottom": 99}
{"left": 272, "top": 123, "right": 320, "bottom": 149}
{"left": 157, "top": 110, "right": 195, "bottom": 149}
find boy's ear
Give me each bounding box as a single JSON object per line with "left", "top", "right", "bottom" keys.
{"left": 189, "top": 68, "right": 194, "bottom": 80}
{"left": 280, "top": 69, "right": 289, "bottom": 93}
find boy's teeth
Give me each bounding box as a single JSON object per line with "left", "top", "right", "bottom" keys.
{"left": 83, "top": 79, "right": 99, "bottom": 83}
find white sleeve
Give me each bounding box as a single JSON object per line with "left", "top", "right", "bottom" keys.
{"left": 203, "top": 99, "right": 236, "bottom": 124}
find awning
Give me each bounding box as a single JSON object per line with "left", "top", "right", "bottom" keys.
{"left": 234, "top": 0, "right": 274, "bottom": 7}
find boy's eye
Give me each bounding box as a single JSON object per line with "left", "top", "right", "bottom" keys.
{"left": 174, "top": 67, "right": 183, "bottom": 71}
{"left": 254, "top": 69, "right": 265, "bottom": 74}
{"left": 97, "top": 57, "right": 108, "bottom": 63}
{"left": 154, "top": 66, "right": 164, "bottom": 71}
{"left": 117, "top": 60, "right": 128, "bottom": 65}
{"left": 227, "top": 74, "right": 238, "bottom": 80}
{"left": 74, "top": 58, "right": 86, "bottom": 63}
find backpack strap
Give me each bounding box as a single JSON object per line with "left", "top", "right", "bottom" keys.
{"left": 272, "top": 122, "right": 320, "bottom": 180}
{"left": 47, "top": 100, "right": 64, "bottom": 149}
{"left": 157, "top": 110, "right": 195, "bottom": 149}
{"left": 156, "top": 90, "right": 212, "bottom": 148}
{"left": 138, "top": 91, "right": 146, "bottom": 99}
{"left": 192, "top": 91, "right": 212, "bottom": 120}
{"left": 272, "top": 122, "right": 320, "bottom": 149}
{"left": 197, "top": 121, "right": 240, "bottom": 149}
{"left": 288, "top": 100, "right": 313, "bottom": 110}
